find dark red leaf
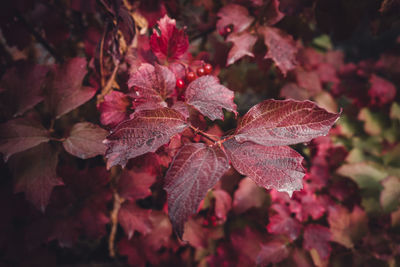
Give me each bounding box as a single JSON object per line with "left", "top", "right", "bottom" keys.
{"left": 234, "top": 99, "right": 340, "bottom": 146}
{"left": 46, "top": 57, "right": 96, "bottom": 118}
{"left": 10, "top": 143, "right": 63, "bottom": 212}
{"left": 303, "top": 224, "right": 331, "bottom": 260}
{"left": 213, "top": 189, "right": 232, "bottom": 221}
{"left": 118, "top": 202, "right": 153, "bottom": 239}
{"left": 118, "top": 168, "right": 157, "bottom": 201}
{"left": 264, "top": 0, "right": 285, "bottom": 26}
{"left": 149, "top": 15, "right": 189, "bottom": 61}
{"left": 63, "top": 122, "right": 108, "bottom": 159}
{"left": 0, "top": 63, "right": 49, "bottom": 117}
{"left": 164, "top": 143, "right": 229, "bottom": 238}
{"left": 224, "top": 138, "right": 305, "bottom": 197}
{"left": 226, "top": 32, "right": 257, "bottom": 66}
{"left": 0, "top": 114, "right": 49, "bottom": 162}
{"left": 128, "top": 63, "right": 175, "bottom": 109}
{"left": 295, "top": 69, "right": 322, "bottom": 95}
{"left": 267, "top": 203, "right": 301, "bottom": 241}
{"left": 258, "top": 26, "right": 298, "bottom": 76}
{"left": 217, "top": 4, "right": 254, "bottom": 34}
{"left": 230, "top": 227, "right": 263, "bottom": 265}
{"left": 182, "top": 217, "right": 224, "bottom": 248}
{"left": 185, "top": 75, "right": 237, "bottom": 120}
{"left": 171, "top": 101, "right": 190, "bottom": 119}
{"left": 368, "top": 74, "right": 396, "bottom": 107}
{"left": 104, "top": 108, "right": 188, "bottom": 169}
{"left": 233, "top": 177, "right": 268, "bottom": 214}
{"left": 256, "top": 237, "right": 290, "bottom": 266}
{"left": 98, "top": 91, "right": 131, "bottom": 127}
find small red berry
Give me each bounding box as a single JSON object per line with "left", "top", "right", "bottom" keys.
{"left": 186, "top": 71, "right": 196, "bottom": 83}
{"left": 197, "top": 67, "right": 205, "bottom": 77}
{"left": 204, "top": 63, "right": 213, "bottom": 74}
{"left": 176, "top": 79, "right": 185, "bottom": 89}
{"left": 202, "top": 219, "right": 209, "bottom": 226}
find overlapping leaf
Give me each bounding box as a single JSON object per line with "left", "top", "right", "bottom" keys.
{"left": 226, "top": 32, "right": 257, "bottom": 66}
{"left": 185, "top": 75, "right": 237, "bottom": 120}
{"left": 216, "top": 4, "right": 254, "bottom": 34}
{"left": 164, "top": 143, "right": 229, "bottom": 238}
{"left": 234, "top": 99, "right": 340, "bottom": 146}
{"left": 223, "top": 138, "right": 305, "bottom": 196}
{"left": 63, "top": 122, "right": 108, "bottom": 159}
{"left": 128, "top": 63, "right": 175, "bottom": 109}
{"left": 104, "top": 108, "right": 188, "bottom": 168}
{"left": 118, "top": 202, "right": 153, "bottom": 239}
{"left": 256, "top": 238, "right": 290, "bottom": 266}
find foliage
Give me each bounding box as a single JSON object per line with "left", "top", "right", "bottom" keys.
{"left": 0, "top": 0, "right": 400, "bottom": 266}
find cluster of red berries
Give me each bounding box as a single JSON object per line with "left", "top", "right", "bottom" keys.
{"left": 176, "top": 63, "right": 213, "bottom": 89}
{"left": 202, "top": 215, "right": 218, "bottom": 227}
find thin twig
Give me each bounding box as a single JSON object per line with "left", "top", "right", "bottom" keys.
{"left": 108, "top": 166, "right": 123, "bottom": 258}
{"left": 189, "top": 125, "right": 220, "bottom": 143}
{"left": 97, "top": 60, "right": 120, "bottom": 104}
{"left": 99, "top": 26, "right": 107, "bottom": 88}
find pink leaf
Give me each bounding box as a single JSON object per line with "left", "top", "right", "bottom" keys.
{"left": 303, "top": 224, "right": 331, "bottom": 260}
{"left": 258, "top": 26, "right": 298, "bottom": 76}
{"left": 63, "top": 122, "right": 108, "bottom": 159}
{"left": 233, "top": 177, "right": 268, "bottom": 214}
{"left": 267, "top": 203, "right": 301, "bottom": 241}
{"left": 171, "top": 101, "right": 190, "bottom": 119}
{"left": 226, "top": 32, "right": 257, "bottom": 66}
{"left": 264, "top": 0, "right": 285, "bottom": 26}
{"left": 185, "top": 75, "right": 237, "bottom": 120}
{"left": 217, "top": 4, "right": 254, "bottom": 34}
{"left": 164, "top": 143, "right": 229, "bottom": 238}
{"left": 213, "top": 189, "right": 232, "bottom": 220}
{"left": 128, "top": 63, "right": 175, "bottom": 109}
{"left": 118, "top": 168, "right": 157, "bottom": 201}
{"left": 234, "top": 99, "right": 340, "bottom": 146}
{"left": 224, "top": 138, "right": 305, "bottom": 197}
{"left": 0, "top": 114, "right": 49, "bottom": 162}
{"left": 46, "top": 57, "right": 96, "bottom": 118}
{"left": 368, "top": 74, "right": 396, "bottom": 107}
{"left": 149, "top": 15, "right": 189, "bottom": 61}
{"left": 10, "top": 143, "right": 63, "bottom": 212}
{"left": 118, "top": 202, "right": 153, "bottom": 239}
{"left": 104, "top": 108, "right": 188, "bottom": 169}
{"left": 256, "top": 238, "right": 290, "bottom": 266}
{"left": 98, "top": 91, "right": 131, "bottom": 127}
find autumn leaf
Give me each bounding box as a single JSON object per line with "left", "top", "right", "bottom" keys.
{"left": 104, "top": 108, "right": 188, "bottom": 169}
{"left": 117, "top": 168, "right": 157, "bottom": 201}
{"left": 256, "top": 237, "right": 290, "bottom": 266}
{"left": 217, "top": 4, "right": 254, "bottom": 34}
{"left": 185, "top": 75, "right": 237, "bottom": 120}
{"left": 267, "top": 203, "right": 302, "bottom": 241}
{"left": 118, "top": 202, "right": 153, "bottom": 239}
{"left": 164, "top": 143, "right": 229, "bottom": 238}
{"left": 234, "top": 99, "right": 340, "bottom": 147}
{"left": 226, "top": 32, "right": 257, "bottom": 66}
{"left": 303, "top": 224, "right": 331, "bottom": 260}
{"left": 98, "top": 90, "right": 131, "bottom": 127}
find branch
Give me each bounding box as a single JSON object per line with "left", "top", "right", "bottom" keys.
{"left": 189, "top": 125, "right": 220, "bottom": 143}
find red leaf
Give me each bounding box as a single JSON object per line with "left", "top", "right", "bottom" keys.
{"left": 98, "top": 91, "right": 131, "bottom": 127}
{"left": 224, "top": 138, "right": 305, "bottom": 197}
{"left": 46, "top": 58, "right": 96, "bottom": 118}
{"left": 171, "top": 101, "right": 190, "bottom": 119}
{"left": 217, "top": 4, "right": 254, "bottom": 34}
{"left": 164, "top": 143, "right": 229, "bottom": 238}
{"left": 230, "top": 227, "right": 263, "bottom": 265}
{"left": 368, "top": 74, "right": 396, "bottom": 107}
{"left": 226, "top": 32, "right": 257, "bottom": 66}
{"left": 118, "top": 168, "right": 157, "bottom": 201}
{"left": 63, "top": 122, "right": 108, "bottom": 159}
{"left": 128, "top": 63, "right": 175, "bottom": 109}
{"left": 104, "top": 108, "right": 188, "bottom": 169}
{"left": 213, "top": 189, "right": 232, "bottom": 220}
{"left": 264, "top": 0, "right": 285, "bottom": 26}
{"left": 10, "top": 143, "right": 63, "bottom": 212}
{"left": 0, "top": 114, "right": 49, "bottom": 162}
{"left": 0, "top": 63, "right": 49, "bottom": 117}
{"left": 256, "top": 238, "right": 290, "bottom": 266}
{"left": 118, "top": 202, "right": 152, "bottom": 239}
{"left": 185, "top": 75, "right": 237, "bottom": 120}
{"left": 258, "top": 26, "right": 298, "bottom": 76}
{"left": 234, "top": 99, "right": 340, "bottom": 147}
{"left": 267, "top": 203, "right": 301, "bottom": 241}
{"left": 295, "top": 69, "right": 322, "bottom": 95}
{"left": 303, "top": 224, "right": 331, "bottom": 260}
{"left": 233, "top": 177, "right": 268, "bottom": 214}
{"left": 149, "top": 15, "right": 189, "bottom": 61}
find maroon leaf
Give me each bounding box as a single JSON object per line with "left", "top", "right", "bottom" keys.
{"left": 164, "top": 143, "right": 229, "bottom": 238}
{"left": 118, "top": 168, "right": 157, "bottom": 201}
{"left": 217, "top": 4, "right": 254, "bottom": 34}
{"left": 234, "top": 99, "right": 340, "bottom": 147}
{"left": 104, "top": 108, "right": 188, "bottom": 169}
{"left": 0, "top": 114, "right": 49, "bottom": 162}
{"left": 46, "top": 57, "right": 96, "bottom": 118}
{"left": 63, "top": 122, "right": 108, "bottom": 159}
{"left": 224, "top": 138, "right": 305, "bottom": 196}
{"left": 233, "top": 177, "right": 268, "bottom": 214}
{"left": 118, "top": 202, "right": 153, "bottom": 239}
{"left": 226, "top": 32, "right": 257, "bottom": 66}
{"left": 10, "top": 143, "right": 63, "bottom": 212}
{"left": 267, "top": 203, "right": 301, "bottom": 241}
{"left": 258, "top": 26, "right": 298, "bottom": 76}
{"left": 264, "top": 0, "right": 285, "bottom": 26}
{"left": 128, "top": 63, "right": 175, "bottom": 109}
{"left": 0, "top": 63, "right": 49, "bottom": 117}
{"left": 98, "top": 90, "right": 131, "bottom": 127}
{"left": 256, "top": 238, "right": 290, "bottom": 266}
{"left": 368, "top": 74, "right": 396, "bottom": 107}
{"left": 149, "top": 15, "right": 189, "bottom": 61}
{"left": 230, "top": 227, "right": 263, "bottom": 264}
{"left": 213, "top": 189, "right": 232, "bottom": 220}
{"left": 303, "top": 224, "right": 331, "bottom": 260}
{"left": 185, "top": 75, "right": 237, "bottom": 120}
{"left": 171, "top": 101, "right": 190, "bottom": 119}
